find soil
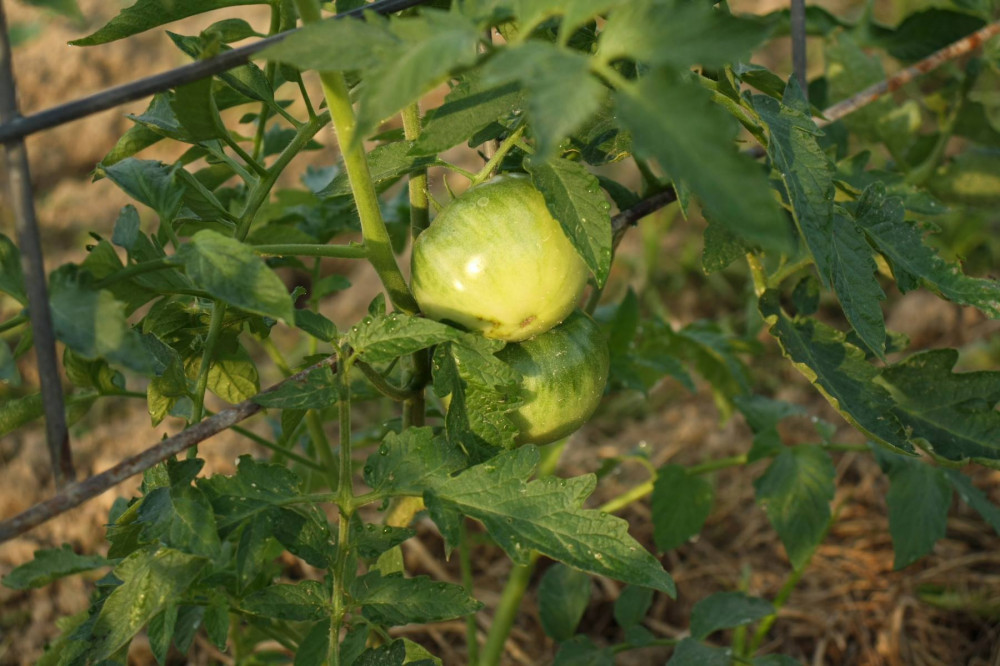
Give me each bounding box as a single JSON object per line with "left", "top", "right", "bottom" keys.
{"left": 2, "top": 3, "right": 1000, "bottom": 666}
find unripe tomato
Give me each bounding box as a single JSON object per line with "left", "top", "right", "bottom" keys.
{"left": 497, "top": 310, "right": 609, "bottom": 445}
{"left": 410, "top": 174, "right": 588, "bottom": 342}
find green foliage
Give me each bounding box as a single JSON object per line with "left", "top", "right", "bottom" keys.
{"left": 690, "top": 591, "right": 775, "bottom": 640}
{"left": 538, "top": 564, "right": 592, "bottom": 640}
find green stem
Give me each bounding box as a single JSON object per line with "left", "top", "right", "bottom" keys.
{"left": 259, "top": 335, "right": 294, "bottom": 376}
{"left": 459, "top": 520, "right": 480, "bottom": 664}
{"left": 190, "top": 302, "right": 228, "bottom": 425}
{"left": 222, "top": 132, "right": 268, "bottom": 177}
{"left": 235, "top": 111, "right": 331, "bottom": 241}
{"left": 479, "top": 556, "right": 537, "bottom": 666}
{"left": 470, "top": 125, "right": 526, "bottom": 186}
{"left": 745, "top": 253, "right": 768, "bottom": 298}
{"left": 293, "top": 0, "right": 417, "bottom": 314}
{"left": 251, "top": 4, "right": 282, "bottom": 161}
{"left": 766, "top": 256, "right": 814, "bottom": 288}
{"left": 307, "top": 407, "right": 340, "bottom": 491}
{"left": 252, "top": 242, "right": 368, "bottom": 259}
{"left": 402, "top": 103, "right": 430, "bottom": 236}
{"left": 402, "top": 349, "right": 430, "bottom": 428}
{"left": 356, "top": 359, "right": 417, "bottom": 401}
{"left": 0, "top": 313, "right": 27, "bottom": 334}
{"left": 330, "top": 355, "right": 356, "bottom": 666}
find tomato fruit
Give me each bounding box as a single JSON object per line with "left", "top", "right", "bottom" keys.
{"left": 497, "top": 310, "right": 609, "bottom": 445}
{"left": 410, "top": 174, "right": 588, "bottom": 342}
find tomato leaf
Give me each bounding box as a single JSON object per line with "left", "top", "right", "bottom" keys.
{"left": 538, "top": 564, "right": 592, "bottom": 641}
{"left": 552, "top": 636, "right": 614, "bottom": 666}
{"left": 690, "top": 591, "right": 775, "bottom": 640}
{"left": 613, "top": 585, "right": 654, "bottom": 628}
{"left": 878, "top": 349, "right": 1000, "bottom": 464}
{"left": 351, "top": 571, "right": 482, "bottom": 626}
{"left": 853, "top": 184, "right": 1000, "bottom": 317}
{"left": 71, "top": 0, "right": 269, "bottom": 46}
{"left": 241, "top": 580, "right": 331, "bottom": 621}
{"left": 759, "top": 291, "right": 912, "bottom": 454}
{"left": 364, "top": 427, "right": 467, "bottom": 497}
{"left": 321, "top": 141, "right": 444, "bottom": 198}
{"left": 350, "top": 516, "right": 416, "bottom": 561}
{"left": 260, "top": 14, "right": 400, "bottom": 72}
{"left": 616, "top": 74, "right": 790, "bottom": 254}
{"left": 177, "top": 230, "right": 294, "bottom": 323}
{"left": 754, "top": 446, "right": 835, "bottom": 570}
{"left": 873, "top": 9, "right": 984, "bottom": 62}
{"left": 942, "top": 469, "right": 1000, "bottom": 535}
{"left": 348, "top": 312, "right": 464, "bottom": 364}
{"left": 412, "top": 78, "right": 523, "bottom": 156}
{"left": 876, "top": 451, "right": 951, "bottom": 569}
{"left": 526, "top": 156, "right": 613, "bottom": 287}
{"left": 2, "top": 545, "right": 110, "bottom": 590}
{"left": 0, "top": 233, "right": 27, "bottom": 305}
{"left": 651, "top": 465, "right": 714, "bottom": 552}
{"left": 666, "top": 638, "right": 733, "bottom": 666}
{"left": 424, "top": 446, "right": 676, "bottom": 595}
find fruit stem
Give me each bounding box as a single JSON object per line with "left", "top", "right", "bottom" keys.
{"left": 292, "top": 0, "right": 418, "bottom": 314}
{"left": 470, "top": 125, "right": 526, "bottom": 186}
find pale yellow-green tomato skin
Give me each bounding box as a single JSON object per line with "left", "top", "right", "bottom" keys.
{"left": 410, "top": 174, "right": 588, "bottom": 342}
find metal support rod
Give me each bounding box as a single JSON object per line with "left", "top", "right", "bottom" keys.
{"left": 0, "top": 0, "right": 74, "bottom": 487}
{"left": 0, "top": 0, "right": 430, "bottom": 144}
{"left": 790, "top": 0, "right": 808, "bottom": 100}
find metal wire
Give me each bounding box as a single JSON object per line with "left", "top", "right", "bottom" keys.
{"left": 0, "top": 0, "right": 431, "bottom": 144}
{"left": 0, "top": 0, "right": 75, "bottom": 487}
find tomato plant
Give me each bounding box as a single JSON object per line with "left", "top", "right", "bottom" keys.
{"left": 411, "top": 174, "right": 588, "bottom": 341}
{"left": 1, "top": 0, "right": 999, "bottom": 665}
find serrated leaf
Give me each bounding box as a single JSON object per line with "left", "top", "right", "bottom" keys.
{"left": 351, "top": 516, "right": 416, "bottom": 560}
{"left": 881, "top": 455, "right": 951, "bottom": 569}
{"left": 613, "top": 584, "right": 654, "bottom": 628}
{"left": 690, "top": 591, "right": 774, "bottom": 640}
{"left": 295, "top": 621, "right": 331, "bottom": 666}
{"left": 254, "top": 367, "right": 337, "bottom": 410}
{"left": 651, "top": 465, "right": 714, "bottom": 551}
{"left": 942, "top": 469, "right": 1000, "bottom": 535}
{"left": 168, "top": 31, "right": 273, "bottom": 104}
{"left": 854, "top": 184, "right": 1000, "bottom": 317}
{"left": 349, "top": 312, "right": 463, "bottom": 363}
{"left": 702, "top": 219, "right": 749, "bottom": 274}
{"left": 599, "top": 0, "right": 773, "bottom": 68}
{"left": 482, "top": 42, "right": 604, "bottom": 159}
{"left": 147, "top": 604, "right": 177, "bottom": 665}
{"left": 875, "top": 9, "right": 984, "bottom": 62}
{"left": 0, "top": 233, "right": 27, "bottom": 304}
{"left": 425, "top": 446, "right": 675, "bottom": 594}
{"left": 552, "top": 635, "right": 614, "bottom": 666}
{"left": 538, "top": 564, "right": 592, "bottom": 641}
{"left": 759, "top": 291, "right": 912, "bottom": 454}
{"left": 321, "top": 141, "right": 443, "bottom": 197}
{"left": 754, "top": 446, "right": 834, "bottom": 569}
{"left": 204, "top": 596, "right": 229, "bottom": 650}
{"left": 878, "top": 349, "right": 1000, "bottom": 463}
{"left": 363, "top": 427, "right": 466, "bottom": 495}
{"left": 734, "top": 394, "right": 805, "bottom": 461}
{"left": 177, "top": 230, "right": 294, "bottom": 323}
{"left": 49, "top": 267, "right": 156, "bottom": 376}
{"left": 241, "top": 580, "right": 330, "bottom": 621}
{"left": 616, "top": 74, "right": 788, "bottom": 253}
{"left": 260, "top": 14, "right": 400, "bottom": 72}
{"left": 351, "top": 571, "right": 482, "bottom": 626}
{"left": 90, "top": 548, "right": 208, "bottom": 660}
{"left": 170, "top": 74, "right": 224, "bottom": 142}
{"left": 666, "top": 637, "right": 733, "bottom": 666}
{"left": 296, "top": 309, "right": 337, "bottom": 342}
{"left": 102, "top": 159, "right": 184, "bottom": 224}
{"left": 2, "top": 545, "right": 110, "bottom": 590}
{"left": 198, "top": 455, "right": 304, "bottom": 531}
{"left": 183, "top": 340, "right": 259, "bottom": 404}
{"left": 357, "top": 10, "right": 481, "bottom": 140}
{"left": 412, "top": 78, "right": 523, "bottom": 155}
{"left": 824, "top": 33, "right": 896, "bottom": 143}
{"left": 138, "top": 486, "right": 222, "bottom": 558}
{"left": 71, "top": 0, "right": 269, "bottom": 46}
{"left": 525, "top": 157, "right": 612, "bottom": 286}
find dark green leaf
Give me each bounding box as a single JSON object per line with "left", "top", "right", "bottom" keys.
{"left": 253, "top": 367, "right": 338, "bottom": 410}
{"left": 599, "top": 0, "right": 773, "bottom": 69}
{"left": 321, "top": 141, "right": 443, "bottom": 197}
{"left": 138, "top": 486, "right": 222, "bottom": 558}
{"left": 177, "top": 230, "right": 294, "bottom": 323}
{"left": 734, "top": 394, "right": 805, "bottom": 462}
{"left": 882, "top": 455, "right": 951, "bottom": 569}
{"left": 350, "top": 516, "right": 416, "bottom": 560}
{"left": 538, "top": 564, "right": 592, "bottom": 641}
{"left": 102, "top": 159, "right": 184, "bottom": 221}
{"left": 666, "top": 638, "right": 733, "bottom": 666}
{"left": 651, "top": 464, "right": 714, "bottom": 551}
{"left": 875, "top": 9, "right": 984, "bottom": 61}
{"left": 170, "top": 75, "right": 224, "bottom": 142}
{"left": 241, "top": 580, "right": 330, "bottom": 621}
{"left": 0, "top": 339, "right": 20, "bottom": 386}
{"left": 198, "top": 455, "right": 305, "bottom": 531}
{"left": 690, "top": 591, "right": 775, "bottom": 640}
{"left": 363, "top": 427, "right": 466, "bottom": 496}
{"left": 482, "top": 42, "right": 604, "bottom": 159}
{"left": 758, "top": 291, "right": 912, "bottom": 454}
{"left": 147, "top": 604, "right": 177, "bottom": 665}
{"left": 927, "top": 151, "right": 1000, "bottom": 207}
{"left": 260, "top": 15, "right": 399, "bottom": 72}
{"left": 204, "top": 596, "right": 229, "bottom": 650}
{"left": 168, "top": 31, "right": 273, "bottom": 104}
{"left": 878, "top": 349, "right": 1000, "bottom": 464}
{"left": 616, "top": 74, "right": 788, "bottom": 253}
{"left": 525, "top": 157, "right": 612, "bottom": 286}
{"left": 2, "top": 545, "right": 110, "bottom": 590}
{"left": 351, "top": 571, "right": 482, "bottom": 626}
{"left": 425, "top": 446, "right": 676, "bottom": 594}
{"left": 552, "top": 635, "right": 614, "bottom": 666}
{"left": 824, "top": 33, "right": 896, "bottom": 143}
{"left": 853, "top": 184, "right": 1000, "bottom": 317}
{"left": 71, "top": 0, "right": 270, "bottom": 46}
{"left": 348, "top": 312, "right": 464, "bottom": 364}
{"left": 296, "top": 621, "right": 331, "bottom": 666}
{"left": 0, "top": 233, "right": 27, "bottom": 304}
{"left": 412, "top": 78, "right": 523, "bottom": 155}
{"left": 614, "top": 585, "right": 654, "bottom": 628}
{"left": 754, "top": 446, "right": 834, "bottom": 569}
{"left": 943, "top": 469, "right": 1000, "bottom": 535}
{"left": 702, "top": 220, "right": 750, "bottom": 274}
{"left": 20, "top": 0, "right": 82, "bottom": 20}
{"left": 295, "top": 309, "right": 338, "bottom": 342}
{"left": 90, "top": 548, "right": 208, "bottom": 660}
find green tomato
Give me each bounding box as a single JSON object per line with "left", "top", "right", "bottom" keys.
{"left": 497, "top": 310, "right": 609, "bottom": 445}
{"left": 410, "top": 174, "right": 588, "bottom": 342}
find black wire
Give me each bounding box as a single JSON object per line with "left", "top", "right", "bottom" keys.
{"left": 0, "top": 0, "right": 432, "bottom": 143}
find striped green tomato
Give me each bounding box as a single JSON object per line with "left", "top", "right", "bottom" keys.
{"left": 410, "top": 174, "right": 588, "bottom": 342}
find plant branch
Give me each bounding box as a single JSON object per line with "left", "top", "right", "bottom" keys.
{"left": 0, "top": 353, "right": 339, "bottom": 544}
{"left": 470, "top": 124, "right": 526, "bottom": 186}
{"left": 402, "top": 103, "right": 430, "bottom": 236}
{"left": 251, "top": 243, "right": 368, "bottom": 259}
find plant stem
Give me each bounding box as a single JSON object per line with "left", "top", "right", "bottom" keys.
{"left": 470, "top": 125, "right": 526, "bottom": 186}
{"left": 402, "top": 103, "right": 430, "bottom": 236}
{"left": 0, "top": 313, "right": 27, "bottom": 334}
{"left": 330, "top": 355, "right": 356, "bottom": 666}
{"left": 222, "top": 132, "right": 268, "bottom": 177}
{"left": 459, "top": 520, "right": 480, "bottom": 664}
{"left": 745, "top": 253, "right": 768, "bottom": 298}
{"left": 251, "top": 242, "right": 368, "bottom": 259}
{"left": 307, "top": 407, "right": 340, "bottom": 491}
{"left": 356, "top": 359, "right": 417, "bottom": 401}
{"left": 292, "top": 0, "right": 418, "bottom": 314}
{"left": 251, "top": 3, "right": 282, "bottom": 161}
{"left": 190, "top": 301, "right": 227, "bottom": 425}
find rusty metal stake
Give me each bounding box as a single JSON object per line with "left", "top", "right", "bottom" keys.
{"left": 0, "top": 0, "right": 74, "bottom": 487}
